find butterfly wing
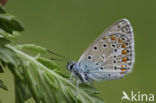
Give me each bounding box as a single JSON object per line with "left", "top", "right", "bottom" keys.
{"left": 78, "top": 19, "right": 135, "bottom": 80}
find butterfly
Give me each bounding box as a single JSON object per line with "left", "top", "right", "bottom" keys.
{"left": 67, "top": 19, "right": 135, "bottom": 85}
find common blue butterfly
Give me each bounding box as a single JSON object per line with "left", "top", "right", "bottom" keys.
{"left": 67, "top": 19, "right": 135, "bottom": 85}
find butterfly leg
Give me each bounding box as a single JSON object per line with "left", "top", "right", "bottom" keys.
{"left": 76, "top": 80, "right": 82, "bottom": 87}
{"left": 70, "top": 73, "right": 73, "bottom": 80}
{"left": 90, "top": 81, "right": 95, "bottom": 89}
{"left": 68, "top": 73, "right": 75, "bottom": 83}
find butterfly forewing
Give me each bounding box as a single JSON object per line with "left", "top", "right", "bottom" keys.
{"left": 78, "top": 19, "right": 135, "bottom": 80}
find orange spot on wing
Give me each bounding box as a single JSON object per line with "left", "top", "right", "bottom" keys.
{"left": 122, "top": 49, "right": 127, "bottom": 54}
{"left": 122, "top": 57, "right": 127, "bottom": 62}
{"left": 121, "top": 68, "right": 126, "bottom": 72}
{"left": 102, "top": 36, "right": 107, "bottom": 40}
{"left": 111, "top": 35, "right": 116, "bottom": 40}
{"left": 122, "top": 43, "right": 126, "bottom": 48}
{"left": 118, "top": 38, "right": 123, "bottom": 43}
{"left": 120, "top": 65, "right": 127, "bottom": 74}
{"left": 121, "top": 65, "right": 126, "bottom": 68}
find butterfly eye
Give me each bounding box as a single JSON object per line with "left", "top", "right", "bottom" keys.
{"left": 69, "top": 65, "right": 74, "bottom": 70}
{"left": 67, "top": 63, "right": 75, "bottom": 71}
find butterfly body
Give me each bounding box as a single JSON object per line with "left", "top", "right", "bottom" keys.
{"left": 67, "top": 19, "right": 135, "bottom": 84}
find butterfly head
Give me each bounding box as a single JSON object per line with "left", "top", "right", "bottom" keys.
{"left": 67, "top": 61, "right": 76, "bottom": 72}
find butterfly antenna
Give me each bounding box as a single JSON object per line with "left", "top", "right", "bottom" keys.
{"left": 50, "top": 58, "right": 68, "bottom": 61}
{"left": 47, "top": 49, "right": 70, "bottom": 61}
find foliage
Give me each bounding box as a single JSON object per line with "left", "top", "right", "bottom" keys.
{"left": 0, "top": 4, "right": 104, "bottom": 103}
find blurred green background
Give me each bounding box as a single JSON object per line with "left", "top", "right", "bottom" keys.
{"left": 0, "top": 0, "right": 156, "bottom": 103}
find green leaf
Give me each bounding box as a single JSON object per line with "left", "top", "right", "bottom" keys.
{"left": 15, "top": 79, "right": 31, "bottom": 103}
{"left": 0, "top": 28, "right": 21, "bottom": 40}
{"left": 80, "top": 83, "right": 100, "bottom": 95}
{"left": 0, "top": 37, "right": 10, "bottom": 45}
{"left": 7, "top": 45, "right": 104, "bottom": 103}
{"left": 15, "top": 44, "right": 47, "bottom": 54}
{"left": 55, "top": 70, "right": 70, "bottom": 78}
{"left": 0, "top": 66, "right": 3, "bottom": 72}
{"left": 0, "top": 80, "right": 8, "bottom": 90}
{"left": 0, "top": 61, "right": 5, "bottom": 73}
{"left": 0, "top": 3, "right": 6, "bottom": 14}
{"left": 0, "top": 46, "right": 17, "bottom": 65}
{"left": 0, "top": 14, "right": 24, "bottom": 34}
{"left": 37, "top": 57, "right": 59, "bottom": 70}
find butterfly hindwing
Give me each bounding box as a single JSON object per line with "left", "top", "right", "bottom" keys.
{"left": 78, "top": 19, "right": 135, "bottom": 80}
